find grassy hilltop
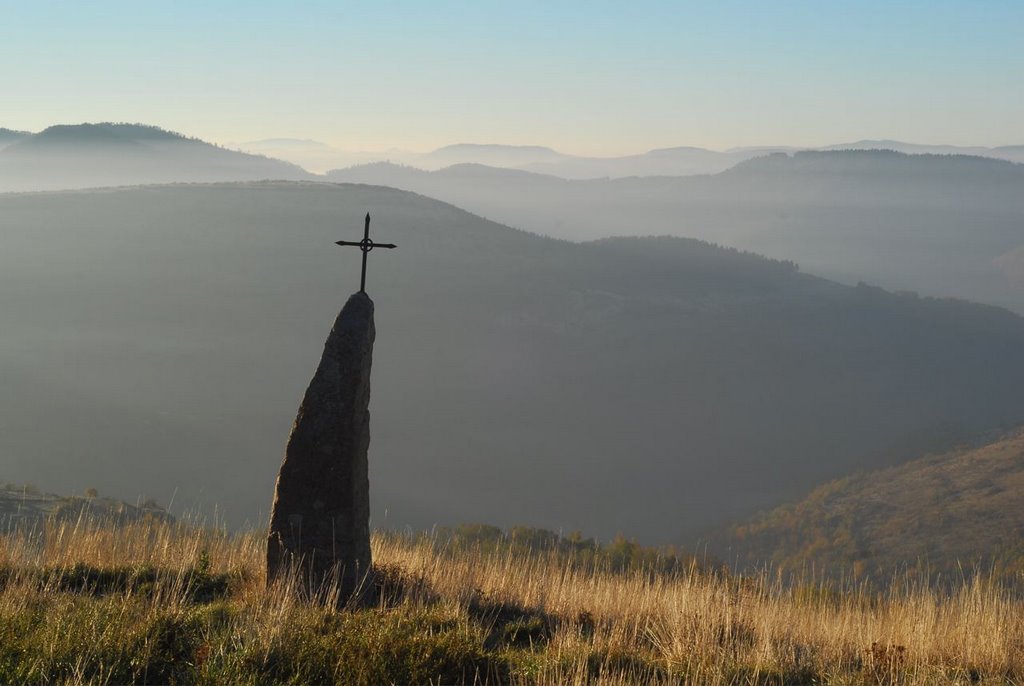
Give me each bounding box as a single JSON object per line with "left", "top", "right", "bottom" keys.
{"left": 0, "top": 516, "right": 1021, "bottom": 685}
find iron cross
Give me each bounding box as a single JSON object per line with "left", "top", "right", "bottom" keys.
{"left": 334, "top": 213, "right": 397, "bottom": 293}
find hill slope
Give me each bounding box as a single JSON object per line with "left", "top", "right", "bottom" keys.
{"left": 0, "top": 123, "right": 311, "bottom": 191}
{"left": 3, "top": 182, "right": 1024, "bottom": 540}
{"left": 721, "top": 430, "right": 1024, "bottom": 580}
{"left": 0, "top": 128, "right": 31, "bottom": 150}
{"left": 0, "top": 482, "right": 172, "bottom": 528}
{"left": 327, "top": 151, "right": 1024, "bottom": 314}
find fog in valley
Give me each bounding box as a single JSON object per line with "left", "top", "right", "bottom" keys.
{"left": 328, "top": 153, "right": 1024, "bottom": 316}
{"left": 3, "top": 129, "right": 1024, "bottom": 547}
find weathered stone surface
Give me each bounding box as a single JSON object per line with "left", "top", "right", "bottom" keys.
{"left": 267, "top": 292, "right": 374, "bottom": 601}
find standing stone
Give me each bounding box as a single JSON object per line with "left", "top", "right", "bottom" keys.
{"left": 267, "top": 291, "right": 374, "bottom": 601}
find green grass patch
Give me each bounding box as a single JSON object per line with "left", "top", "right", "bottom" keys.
{"left": 0, "top": 561, "right": 241, "bottom": 604}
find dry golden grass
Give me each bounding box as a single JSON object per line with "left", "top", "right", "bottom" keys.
{"left": 0, "top": 515, "right": 1021, "bottom": 684}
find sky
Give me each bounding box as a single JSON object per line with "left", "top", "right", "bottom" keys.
{"left": 2, "top": 1, "right": 1023, "bottom": 155}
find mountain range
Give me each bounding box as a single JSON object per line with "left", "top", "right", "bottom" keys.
{"left": 327, "top": 152, "right": 1024, "bottom": 315}
{"left": 3, "top": 182, "right": 1024, "bottom": 543}
{"left": 15, "top": 124, "right": 1024, "bottom": 320}
{"left": 8, "top": 123, "right": 1024, "bottom": 184}
{"left": 6, "top": 124, "right": 1024, "bottom": 557}
{"left": 237, "top": 137, "right": 1024, "bottom": 178}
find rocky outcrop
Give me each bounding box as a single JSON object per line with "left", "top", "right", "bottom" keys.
{"left": 267, "top": 292, "right": 374, "bottom": 602}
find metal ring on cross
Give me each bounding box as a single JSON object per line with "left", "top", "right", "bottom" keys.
{"left": 360, "top": 238, "right": 374, "bottom": 252}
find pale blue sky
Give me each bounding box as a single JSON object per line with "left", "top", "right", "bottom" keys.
{"left": 2, "top": 1, "right": 1022, "bottom": 154}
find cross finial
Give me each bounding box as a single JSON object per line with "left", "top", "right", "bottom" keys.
{"left": 334, "top": 213, "right": 397, "bottom": 293}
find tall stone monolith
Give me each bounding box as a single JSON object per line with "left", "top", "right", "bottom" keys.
{"left": 267, "top": 291, "right": 374, "bottom": 602}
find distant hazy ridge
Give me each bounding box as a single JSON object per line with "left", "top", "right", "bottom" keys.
{"left": 328, "top": 151, "right": 1024, "bottom": 315}
{"left": 0, "top": 123, "right": 311, "bottom": 192}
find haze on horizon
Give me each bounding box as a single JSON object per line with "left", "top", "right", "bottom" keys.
{"left": 4, "top": 1, "right": 1024, "bottom": 156}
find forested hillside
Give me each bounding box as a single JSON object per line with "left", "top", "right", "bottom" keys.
{"left": 721, "top": 430, "right": 1024, "bottom": 581}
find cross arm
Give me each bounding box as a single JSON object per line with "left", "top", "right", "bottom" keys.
{"left": 334, "top": 240, "right": 398, "bottom": 248}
